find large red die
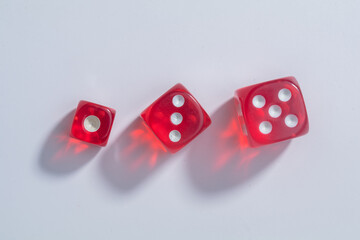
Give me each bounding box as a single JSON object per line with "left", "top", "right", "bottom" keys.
{"left": 141, "top": 83, "right": 211, "bottom": 153}
{"left": 234, "top": 77, "right": 309, "bottom": 147}
{"left": 70, "top": 100, "right": 116, "bottom": 146}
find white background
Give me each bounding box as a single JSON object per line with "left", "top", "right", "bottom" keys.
{"left": 1, "top": 0, "right": 360, "bottom": 239}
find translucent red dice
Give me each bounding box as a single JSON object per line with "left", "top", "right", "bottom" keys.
{"left": 234, "top": 77, "right": 309, "bottom": 147}
{"left": 141, "top": 83, "right": 211, "bottom": 153}
{"left": 70, "top": 100, "right": 116, "bottom": 146}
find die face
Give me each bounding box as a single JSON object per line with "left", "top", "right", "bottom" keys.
{"left": 141, "top": 84, "right": 211, "bottom": 153}
{"left": 235, "top": 77, "right": 309, "bottom": 146}
{"left": 70, "top": 100, "right": 116, "bottom": 146}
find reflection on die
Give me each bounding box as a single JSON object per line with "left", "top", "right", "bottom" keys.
{"left": 70, "top": 100, "right": 116, "bottom": 146}
{"left": 234, "top": 77, "right": 309, "bottom": 147}
{"left": 141, "top": 84, "right": 211, "bottom": 153}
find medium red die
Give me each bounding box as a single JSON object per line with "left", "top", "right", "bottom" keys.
{"left": 234, "top": 77, "right": 309, "bottom": 147}
{"left": 70, "top": 100, "right": 116, "bottom": 146}
{"left": 141, "top": 83, "right": 211, "bottom": 153}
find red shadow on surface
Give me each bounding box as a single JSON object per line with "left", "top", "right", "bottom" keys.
{"left": 100, "top": 117, "right": 170, "bottom": 192}
{"left": 186, "top": 99, "right": 290, "bottom": 193}
{"left": 38, "top": 110, "right": 100, "bottom": 175}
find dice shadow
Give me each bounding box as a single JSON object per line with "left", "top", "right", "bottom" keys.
{"left": 99, "top": 117, "right": 170, "bottom": 192}
{"left": 38, "top": 110, "right": 100, "bottom": 175}
{"left": 186, "top": 99, "right": 290, "bottom": 194}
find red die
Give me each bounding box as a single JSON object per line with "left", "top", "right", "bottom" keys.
{"left": 70, "top": 100, "right": 116, "bottom": 146}
{"left": 234, "top": 77, "right": 309, "bottom": 147}
{"left": 141, "top": 83, "right": 211, "bottom": 153}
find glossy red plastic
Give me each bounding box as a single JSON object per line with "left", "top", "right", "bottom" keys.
{"left": 141, "top": 83, "right": 211, "bottom": 153}
{"left": 234, "top": 77, "right": 309, "bottom": 147}
{"left": 70, "top": 100, "right": 116, "bottom": 146}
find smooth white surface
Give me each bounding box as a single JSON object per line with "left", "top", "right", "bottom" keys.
{"left": 169, "top": 130, "right": 181, "bottom": 143}
{"left": 1, "top": 0, "right": 360, "bottom": 239}
{"left": 252, "top": 95, "right": 266, "bottom": 108}
{"left": 259, "top": 121, "right": 273, "bottom": 134}
{"left": 172, "top": 94, "right": 185, "bottom": 107}
{"left": 268, "top": 105, "right": 282, "bottom": 118}
{"left": 278, "top": 88, "right": 292, "bottom": 102}
{"left": 285, "top": 114, "right": 299, "bottom": 128}
{"left": 170, "top": 112, "right": 183, "bottom": 125}
{"left": 84, "top": 115, "right": 101, "bottom": 132}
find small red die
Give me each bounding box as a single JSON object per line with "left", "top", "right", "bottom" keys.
{"left": 141, "top": 83, "right": 211, "bottom": 153}
{"left": 70, "top": 100, "right": 116, "bottom": 146}
{"left": 234, "top": 77, "right": 309, "bottom": 147}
